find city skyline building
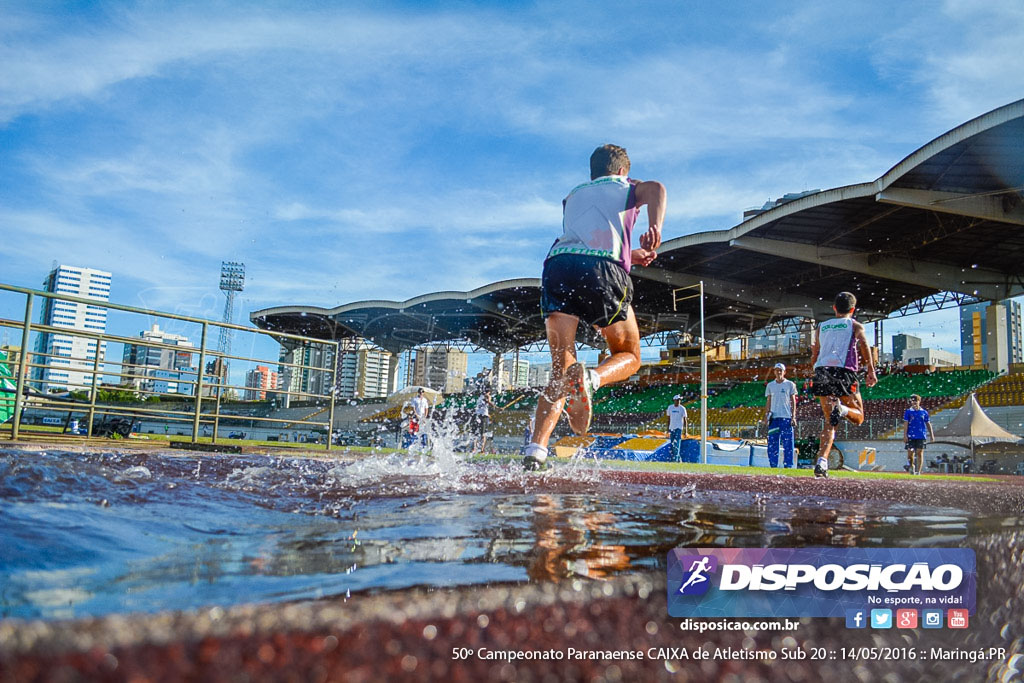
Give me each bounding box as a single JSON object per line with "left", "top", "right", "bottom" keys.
{"left": 508, "top": 356, "right": 529, "bottom": 388}
{"left": 901, "top": 346, "right": 960, "bottom": 368}
{"left": 122, "top": 324, "right": 196, "bottom": 394}
{"left": 892, "top": 333, "right": 922, "bottom": 363}
{"left": 412, "top": 345, "right": 468, "bottom": 393}
{"left": 244, "top": 364, "right": 279, "bottom": 400}
{"left": 336, "top": 337, "right": 397, "bottom": 399}
{"left": 279, "top": 343, "right": 335, "bottom": 402}
{"left": 960, "top": 300, "right": 1023, "bottom": 371}
{"left": 32, "top": 264, "right": 111, "bottom": 392}
{"left": 528, "top": 362, "right": 551, "bottom": 389}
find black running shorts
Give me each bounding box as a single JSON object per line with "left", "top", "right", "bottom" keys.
{"left": 541, "top": 254, "right": 633, "bottom": 328}
{"left": 906, "top": 438, "right": 927, "bottom": 450}
{"left": 811, "top": 366, "right": 860, "bottom": 397}
{"left": 474, "top": 414, "right": 490, "bottom": 436}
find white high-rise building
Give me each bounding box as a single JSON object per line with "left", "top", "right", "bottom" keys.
{"left": 336, "top": 337, "right": 397, "bottom": 399}
{"left": 528, "top": 363, "right": 552, "bottom": 388}
{"left": 33, "top": 265, "right": 112, "bottom": 392}
{"left": 122, "top": 324, "right": 196, "bottom": 393}
{"left": 509, "top": 357, "right": 530, "bottom": 388}
{"left": 278, "top": 337, "right": 397, "bottom": 403}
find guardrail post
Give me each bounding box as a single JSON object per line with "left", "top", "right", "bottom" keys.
{"left": 86, "top": 346, "right": 102, "bottom": 437}
{"left": 11, "top": 294, "right": 34, "bottom": 440}
{"left": 326, "top": 345, "right": 337, "bottom": 452}
{"left": 193, "top": 322, "right": 208, "bottom": 441}
{"left": 212, "top": 389, "right": 221, "bottom": 443}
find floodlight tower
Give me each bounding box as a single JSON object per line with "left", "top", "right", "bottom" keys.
{"left": 218, "top": 261, "right": 246, "bottom": 360}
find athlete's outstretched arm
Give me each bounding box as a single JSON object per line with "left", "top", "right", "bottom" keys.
{"left": 853, "top": 321, "right": 878, "bottom": 387}
{"left": 634, "top": 180, "right": 666, "bottom": 251}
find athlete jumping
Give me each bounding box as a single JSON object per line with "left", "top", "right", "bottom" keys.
{"left": 523, "top": 144, "right": 666, "bottom": 471}
{"left": 808, "top": 291, "right": 878, "bottom": 478}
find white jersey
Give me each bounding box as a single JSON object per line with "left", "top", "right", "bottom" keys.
{"left": 475, "top": 396, "right": 490, "bottom": 417}
{"left": 765, "top": 379, "right": 797, "bottom": 418}
{"left": 411, "top": 396, "right": 429, "bottom": 420}
{"left": 814, "top": 317, "right": 858, "bottom": 370}
{"left": 666, "top": 404, "right": 688, "bottom": 431}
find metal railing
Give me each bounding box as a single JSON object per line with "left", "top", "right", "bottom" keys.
{"left": 0, "top": 283, "right": 340, "bottom": 450}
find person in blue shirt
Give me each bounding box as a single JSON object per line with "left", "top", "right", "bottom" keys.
{"left": 902, "top": 394, "right": 935, "bottom": 474}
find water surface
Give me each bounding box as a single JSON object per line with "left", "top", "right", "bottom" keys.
{"left": 0, "top": 448, "right": 1014, "bottom": 620}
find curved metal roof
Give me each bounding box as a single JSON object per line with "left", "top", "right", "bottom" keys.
{"left": 252, "top": 98, "right": 1024, "bottom": 354}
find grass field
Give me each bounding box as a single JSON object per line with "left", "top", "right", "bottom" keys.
{"left": 1, "top": 426, "right": 1001, "bottom": 481}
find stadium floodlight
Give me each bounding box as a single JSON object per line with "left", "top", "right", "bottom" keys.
{"left": 217, "top": 262, "right": 246, "bottom": 388}
{"left": 220, "top": 261, "right": 246, "bottom": 292}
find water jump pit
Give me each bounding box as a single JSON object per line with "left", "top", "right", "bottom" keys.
{"left": 2, "top": 443, "right": 1024, "bottom": 681}
{"left": 551, "top": 433, "right": 775, "bottom": 467}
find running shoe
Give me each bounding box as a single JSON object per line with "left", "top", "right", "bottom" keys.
{"left": 814, "top": 461, "right": 829, "bottom": 478}
{"left": 523, "top": 445, "right": 549, "bottom": 471}
{"left": 523, "top": 455, "right": 548, "bottom": 471}
{"left": 564, "top": 362, "right": 594, "bottom": 435}
{"left": 828, "top": 400, "right": 848, "bottom": 426}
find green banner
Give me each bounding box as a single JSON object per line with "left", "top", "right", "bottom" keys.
{"left": 0, "top": 350, "right": 15, "bottom": 423}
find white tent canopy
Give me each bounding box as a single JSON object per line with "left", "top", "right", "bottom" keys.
{"left": 386, "top": 385, "right": 441, "bottom": 407}
{"left": 932, "top": 393, "right": 1021, "bottom": 457}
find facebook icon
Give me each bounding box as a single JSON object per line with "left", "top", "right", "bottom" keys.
{"left": 845, "top": 609, "right": 866, "bottom": 629}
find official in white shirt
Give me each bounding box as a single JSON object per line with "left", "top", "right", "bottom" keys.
{"left": 763, "top": 363, "right": 798, "bottom": 468}
{"left": 666, "top": 394, "right": 689, "bottom": 462}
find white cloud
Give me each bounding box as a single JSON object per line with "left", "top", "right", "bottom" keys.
{"left": 2, "top": 1, "right": 1020, "bottom": 340}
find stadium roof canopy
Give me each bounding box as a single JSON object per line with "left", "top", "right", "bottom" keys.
{"left": 252, "top": 99, "right": 1024, "bottom": 354}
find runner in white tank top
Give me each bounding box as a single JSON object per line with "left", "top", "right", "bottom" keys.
{"left": 808, "top": 292, "right": 878, "bottom": 478}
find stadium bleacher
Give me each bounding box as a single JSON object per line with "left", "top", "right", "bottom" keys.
{"left": 372, "top": 364, "right": 1014, "bottom": 443}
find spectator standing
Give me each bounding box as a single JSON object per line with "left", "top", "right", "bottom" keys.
{"left": 410, "top": 388, "right": 431, "bottom": 449}
{"left": 763, "top": 363, "right": 798, "bottom": 468}
{"left": 474, "top": 388, "right": 499, "bottom": 452}
{"left": 902, "top": 394, "right": 934, "bottom": 474}
{"left": 666, "top": 394, "right": 689, "bottom": 462}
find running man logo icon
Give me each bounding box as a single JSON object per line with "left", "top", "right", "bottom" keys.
{"left": 677, "top": 555, "right": 718, "bottom": 595}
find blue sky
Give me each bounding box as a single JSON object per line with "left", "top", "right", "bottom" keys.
{"left": 2, "top": 1, "right": 1023, "bottom": 383}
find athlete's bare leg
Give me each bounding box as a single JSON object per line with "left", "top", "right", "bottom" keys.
{"left": 817, "top": 397, "right": 837, "bottom": 463}
{"left": 594, "top": 305, "right": 642, "bottom": 387}
{"left": 530, "top": 312, "right": 579, "bottom": 450}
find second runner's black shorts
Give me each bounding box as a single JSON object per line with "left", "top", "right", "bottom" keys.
{"left": 541, "top": 254, "right": 633, "bottom": 328}
{"left": 811, "top": 366, "right": 860, "bottom": 397}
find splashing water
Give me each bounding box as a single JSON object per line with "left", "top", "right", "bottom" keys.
{"left": 1, "top": 441, "right": 1016, "bottom": 621}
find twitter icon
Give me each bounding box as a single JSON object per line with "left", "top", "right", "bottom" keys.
{"left": 871, "top": 609, "right": 892, "bottom": 629}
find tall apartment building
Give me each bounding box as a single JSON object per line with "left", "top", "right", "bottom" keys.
{"left": 244, "top": 365, "right": 278, "bottom": 400}
{"left": 960, "top": 300, "right": 1023, "bottom": 372}
{"left": 528, "top": 363, "right": 551, "bottom": 389}
{"left": 279, "top": 343, "right": 335, "bottom": 400}
{"left": 33, "top": 265, "right": 111, "bottom": 392}
{"left": 509, "top": 358, "right": 530, "bottom": 389}
{"left": 122, "top": 324, "right": 196, "bottom": 393}
{"left": 337, "top": 337, "right": 397, "bottom": 399}
{"left": 279, "top": 338, "right": 397, "bottom": 402}
{"left": 412, "top": 345, "right": 468, "bottom": 393}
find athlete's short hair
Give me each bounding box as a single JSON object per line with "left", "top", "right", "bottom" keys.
{"left": 910, "top": 394, "right": 921, "bottom": 402}
{"left": 590, "top": 144, "right": 630, "bottom": 180}
{"left": 834, "top": 291, "right": 857, "bottom": 314}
